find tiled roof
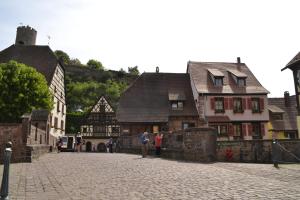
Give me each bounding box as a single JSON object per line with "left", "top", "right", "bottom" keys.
{"left": 187, "top": 61, "right": 269, "bottom": 94}
{"left": 0, "top": 45, "right": 60, "bottom": 84}
{"left": 268, "top": 95, "right": 297, "bottom": 131}
{"left": 282, "top": 52, "right": 300, "bottom": 70}
{"left": 116, "top": 73, "right": 199, "bottom": 123}
{"left": 268, "top": 105, "right": 285, "bottom": 113}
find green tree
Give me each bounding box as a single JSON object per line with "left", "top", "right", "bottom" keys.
{"left": 0, "top": 61, "right": 53, "bottom": 122}
{"left": 69, "top": 58, "right": 82, "bottom": 65}
{"left": 54, "top": 50, "right": 70, "bottom": 64}
{"left": 128, "top": 66, "right": 139, "bottom": 75}
{"left": 87, "top": 59, "right": 104, "bottom": 70}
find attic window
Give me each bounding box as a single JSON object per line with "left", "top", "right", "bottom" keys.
{"left": 207, "top": 69, "right": 224, "bottom": 86}
{"left": 172, "top": 101, "right": 183, "bottom": 110}
{"left": 237, "top": 78, "right": 246, "bottom": 86}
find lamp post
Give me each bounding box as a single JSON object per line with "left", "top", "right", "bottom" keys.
{"left": 0, "top": 142, "right": 12, "bottom": 200}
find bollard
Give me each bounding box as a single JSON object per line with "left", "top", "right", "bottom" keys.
{"left": 0, "top": 142, "right": 12, "bottom": 200}
{"left": 272, "top": 139, "right": 279, "bottom": 168}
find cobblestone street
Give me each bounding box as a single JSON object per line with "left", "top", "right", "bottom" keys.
{"left": 1, "top": 153, "right": 300, "bottom": 200}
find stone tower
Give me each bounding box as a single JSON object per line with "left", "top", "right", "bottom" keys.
{"left": 15, "top": 26, "right": 37, "bottom": 45}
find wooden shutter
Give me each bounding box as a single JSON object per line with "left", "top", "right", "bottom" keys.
{"left": 247, "top": 98, "right": 252, "bottom": 110}
{"left": 242, "top": 98, "right": 246, "bottom": 111}
{"left": 261, "top": 123, "right": 265, "bottom": 136}
{"left": 210, "top": 97, "right": 215, "bottom": 110}
{"left": 260, "top": 98, "right": 264, "bottom": 111}
{"left": 228, "top": 124, "right": 234, "bottom": 136}
{"left": 224, "top": 98, "right": 229, "bottom": 110}
{"left": 247, "top": 124, "right": 252, "bottom": 136}
{"left": 242, "top": 124, "right": 247, "bottom": 137}
{"left": 229, "top": 98, "right": 233, "bottom": 110}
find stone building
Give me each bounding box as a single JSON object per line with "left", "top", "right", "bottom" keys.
{"left": 80, "top": 96, "right": 120, "bottom": 152}
{"left": 267, "top": 92, "right": 298, "bottom": 139}
{"left": 0, "top": 26, "right": 66, "bottom": 147}
{"left": 116, "top": 72, "right": 201, "bottom": 135}
{"left": 187, "top": 58, "right": 269, "bottom": 140}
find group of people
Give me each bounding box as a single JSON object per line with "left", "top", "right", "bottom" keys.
{"left": 140, "top": 131, "right": 163, "bottom": 158}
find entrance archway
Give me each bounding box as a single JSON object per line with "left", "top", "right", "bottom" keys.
{"left": 86, "top": 141, "right": 92, "bottom": 152}
{"left": 97, "top": 143, "right": 106, "bottom": 152}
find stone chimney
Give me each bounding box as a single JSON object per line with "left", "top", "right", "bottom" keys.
{"left": 284, "top": 91, "right": 290, "bottom": 107}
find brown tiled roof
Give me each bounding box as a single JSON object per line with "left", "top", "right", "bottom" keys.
{"left": 268, "top": 105, "right": 284, "bottom": 113}
{"left": 187, "top": 61, "right": 269, "bottom": 94}
{"left": 31, "top": 109, "right": 49, "bottom": 121}
{"left": 0, "top": 45, "right": 60, "bottom": 84}
{"left": 116, "top": 73, "right": 199, "bottom": 123}
{"left": 268, "top": 95, "right": 297, "bottom": 131}
{"left": 282, "top": 52, "right": 300, "bottom": 70}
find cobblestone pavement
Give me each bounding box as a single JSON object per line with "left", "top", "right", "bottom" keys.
{"left": 1, "top": 153, "right": 300, "bottom": 200}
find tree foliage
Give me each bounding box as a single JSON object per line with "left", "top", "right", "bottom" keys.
{"left": 87, "top": 59, "right": 104, "bottom": 70}
{"left": 54, "top": 50, "right": 70, "bottom": 64}
{"left": 0, "top": 61, "right": 53, "bottom": 122}
{"left": 128, "top": 66, "right": 140, "bottom": 75}
{"left": 69, "top": 58, "right": 82, "bottom": 65}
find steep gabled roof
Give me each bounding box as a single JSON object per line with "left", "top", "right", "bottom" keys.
{"left": 187, "top": 61, "right": 269, "bottom": 94}
{"left": 282, "top": 52, "right": 300, "bottom": 71}
{"left": 116, "top": 73, "right": 199, "bottom": 123}
{"left": 0, "top": 45, "right": 60, "bottom": 84}
{"left": 268, "top": 95, "right": 297, "bottom": 131}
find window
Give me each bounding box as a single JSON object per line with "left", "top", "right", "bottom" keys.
{"left": 211, "top": 125, "right": 228, "bottom": 136}
{"left": 251, "top": 123, "right": 261, "bottom": 139}
{"left": 54, "top": 117, "right": 58, "bottom": 129}
{"left": 57, "top": 101, "right": 60, "bottom": 112}
{"left": 272, "top": 114, "right": 283, "bottom": 120}
{"left": 284, "top": 131, "right": 297, "bottom": 139}
{"left": 54, "top": 86, "right": 57, "bottom": 93}
{"left": 35, "top": 123, "right": 38, "bottom": 141}
{"left": 171, "top": 101, "right": 184, "bottom": 110}
{"left": 61, "top": 120, "right": 64, "bottom": 130}
{"left": 62, "top": 104, "right": 64, "bottom": 115}
{"left": 182, "top": 122, "right": 195, "bottom": 130}
{"left": 82, "top": 127, "right": 87, "bottom": 133}
{"left": 233, "top": 124, "right": 242, "bottom": 140}
{"left": 215, "top": 78, "right": 223, "bottom": 86}
{"left": 237, "top": 78, "right": 245, "bottom": 86}
{"left": 153, "top": 125, "right": 159, "bottom": 133}
{"left": 215, "top": 98, "right": 224, "bottom": 113}
{"left": 100, "top": 105, "right": 105, "bottom": 113}
{"left": 233, "top": 98, "right": 243, "bottom": 113}
{"left": 252, "top": 98, "right": 260, "bottom": 113}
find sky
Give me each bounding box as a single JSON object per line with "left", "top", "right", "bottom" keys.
{"left": 0, "top": 0, "right": 299, "bottom": 97}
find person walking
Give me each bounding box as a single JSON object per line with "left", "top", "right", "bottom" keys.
{"left": 140, "top": 132, "right": 149, "bottom": 158}
{"left": 56, "top": 137, "right": 63, "bottom": 153}
{"left": 76, "top": 136, "right": 82, "bottom": 152}
{"left": 154, "top": 133, "right": 163, "bottom": 156}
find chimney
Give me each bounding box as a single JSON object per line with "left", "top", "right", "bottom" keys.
{"left": 237, "top": 57, "right": 241, "bottom": 71}
{"left": 156, "top": 66, "right": 159, "bottom": 73}
{"left": 284, "top": 91, "right": 290, "bottom": 107}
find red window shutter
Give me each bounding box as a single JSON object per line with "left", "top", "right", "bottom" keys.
{"left": 247, "top": 124, "right": 252, "bottom": 136}
{"left": 261, "top": 123, "right": 265, "bottom": 136}
{"left": 228, "top": 124, "right": 234, "bottom": 136}
{"left": 224, "top": 98, "right": 229, "bottom": 110}
{"left": 229, "top": 98, "right": 233, "bottom": 110}
{"left": 210, "top": 98, "right": 215, "bottom": 110}
{"left": 247, "top": 98, "right": 252, "bottom": 110}
{"left": 242, "top": 124, "right": 246, "bottom": 136}
{"left": 242, "top": 98, "right": 246, "bottom": 110}
{"left": 260, "top": 98, "right": 264, "bottom": 111}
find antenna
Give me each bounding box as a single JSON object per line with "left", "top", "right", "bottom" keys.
{"left": 47, "top": 35, "right": 51, "bottom": 45}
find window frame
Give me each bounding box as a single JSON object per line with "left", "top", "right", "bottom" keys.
{"left": 251, "top": 98, "right": 260, "bottom": 113}
{"left": 233, "top": 98, "right": 243, "bottom": 113}
{"left": 214, "top": 97, "right": 224, "bottom": 113}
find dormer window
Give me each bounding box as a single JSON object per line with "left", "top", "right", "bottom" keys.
{"left": 208, "top": 69, "right": 224, "bottom": 86}
{"left": 227, "top": 69, "right": 247, "bottom": 86}
{"left": 215, "top": 77, "right": 223, "bottom": 86}
{"left": 171, "top": 101, "right": 183, "bottom": 110}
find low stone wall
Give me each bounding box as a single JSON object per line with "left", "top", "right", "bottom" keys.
{"left": 217, "top": 139, "right": 300, "bottom": 163}
{"left": 119, "top": 127, "right": 217, "bottom": 162}
{"left": 0, "top": 123, "right": 50, "bottom": 163}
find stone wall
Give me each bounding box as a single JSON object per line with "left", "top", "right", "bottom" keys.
{"left": 119, "top": 127, "right": 217, "bottom": 162}
{"left": 217, "top": 139, "right": 300, "bottom": 163}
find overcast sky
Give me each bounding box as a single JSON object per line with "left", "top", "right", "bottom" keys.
{"left": 1, "top": 0, "right": 299, "bottom": 97}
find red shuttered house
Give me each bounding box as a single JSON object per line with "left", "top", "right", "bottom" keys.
{"left": 187, "top": 57, "right": 269, "bottom": 140}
